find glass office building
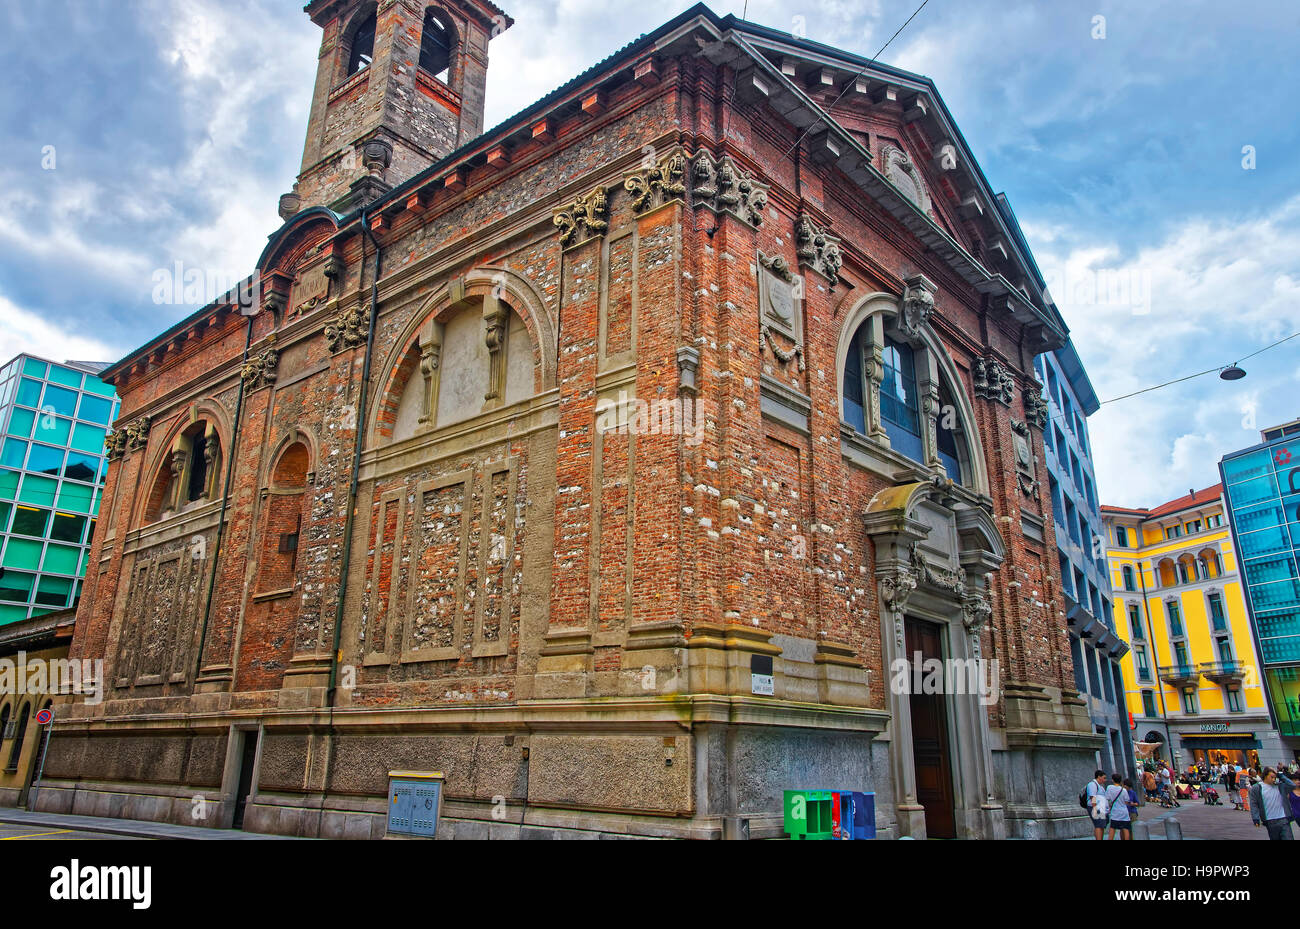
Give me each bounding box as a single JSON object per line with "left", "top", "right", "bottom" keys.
{"left": 1220, "top": 421, "right": 1300, "bottom": 759}
{"left": 0, "top": 355, "right": 118, "bottom": 626}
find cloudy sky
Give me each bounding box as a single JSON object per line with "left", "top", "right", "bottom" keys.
{"left": 0, "top": 0, "right": 1296, "bottom": 507}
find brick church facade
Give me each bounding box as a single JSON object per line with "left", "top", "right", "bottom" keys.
{"left": 40, "top": 2, "right": 1099, "bottom": 839}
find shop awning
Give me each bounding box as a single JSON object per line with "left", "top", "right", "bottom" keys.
{"left": 1180, "top": 735, "right": 1261, "bottom": 751}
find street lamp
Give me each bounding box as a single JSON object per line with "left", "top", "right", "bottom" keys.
{"left": 1220, "top": 364, "right": 1247, "bottom": 381}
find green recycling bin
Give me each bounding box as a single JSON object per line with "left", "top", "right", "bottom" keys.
{"left": 784, "top": 789, "right": 834, "bottom": 840}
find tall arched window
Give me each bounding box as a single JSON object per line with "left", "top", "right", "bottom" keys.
{"left": 146, "top": 420, "right": 221, "bottom": 522}
{"left": 839, "top": 297, "right": 977, "bottom": 488}
{"left": 1122, "top": 565, "right": 1136, "bottom": 591}
{"left": 347, "top": 11, "right": 377, "bottom": 76}
{"left": 5, "top": 703, "right": 29, "bottom": 771}
{"left": 419, "top": 9, "right": 453, "bottom": 81}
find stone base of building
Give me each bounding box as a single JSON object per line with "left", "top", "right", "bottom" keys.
{"left": 27, "top": 695, "right": 1104, "bottom": 840}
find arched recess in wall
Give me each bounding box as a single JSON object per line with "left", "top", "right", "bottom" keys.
{"left": 835, "top": 291, "right": 990, "bottom": 497}
{"left": 343, "top": 2, "right": 379, "bottom": 79}
{"left": 137, "top": 400, "right": 233, "bottom": 527}
{"left": 418, "top": 6, "right": 458, "bottom": 83}
{"left": 254, "top": 437, "right": 314, "bottom": 596}
{"left": 369, "top": 268, "right": 557, "bottom": 445}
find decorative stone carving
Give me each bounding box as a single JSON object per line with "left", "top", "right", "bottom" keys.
{"left": 910, "top": 542, "right": 967, "bottom": 598}
{"left": 974, "top": 355, "right": 1015, "bottom": 406}
{"left": 105, "top": 429, "right": 127, "bottom": 460}
{"left": 881, "top": 143, "right": 931, "bottom": 213}
{"left": 125, "top": 415, "right": 152, "bottom": 451}
{"left": 361, "top": 138, "right": 394, "bottom": 176}
{"left": 757, "top": 253, "right": 804, "bottom": 371}
{"left": 691, "top": 153, "right": 768, "bottom": 226}
{"left": 898, "top": 274, "right": 937, "bottom": 344}
{"left": 483, "top": 297, "right": 507, "bottom": 402}
{"left": 1010, "top": 419, "right": 1040, "bottom": 499}
{"left": 1025, "top": 382, "right": 1050, "bottom": 431}
{"left": 676, "top": 346, "right": 701, "bottom": 396}
{"left": 241, "top": 335, "right": 279, "bottom": 390}
{"left": 325, "top": 303, "right": 368, "bottom": 354}
{"left": 278, "top": 184, "right": 302, "bottom": 222}
{"left": 624, "top": 149, "right": 687, "bottom": 213}
{"left": 879, "top": 564, "right": 919, "bottom": 617}
{"left": 795, "top": 213, "right": 843, "bottom": 282}
{"left": 418, "top": 330, "right": 443, "bottom": 426}
{"left": 961, "top": 587, "right": 993, "bottom": 657}
{"left": 323, "top": 254, "right": 345, "bottom": 282}
{"left": 553, "top": 186, "right": 610, "bottom": 248}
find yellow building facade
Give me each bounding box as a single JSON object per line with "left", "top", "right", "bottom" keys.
{"left": 1103, "top": 486, "right": 1286, "bottom": 769}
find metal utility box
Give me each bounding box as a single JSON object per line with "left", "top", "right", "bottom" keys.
{"left": 386, "top": 771, "right": 445, "bottom": 839}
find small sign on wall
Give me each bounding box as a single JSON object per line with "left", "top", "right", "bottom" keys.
{"left": 751, "top": 655, "right": 775, "bottom": 697}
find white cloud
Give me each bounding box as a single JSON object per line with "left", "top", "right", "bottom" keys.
{"left": 1029, "top": 197, "right": 1300, "bottom": 508}
{"left": 0, "top": 293, "right": 124, "bottom": 366}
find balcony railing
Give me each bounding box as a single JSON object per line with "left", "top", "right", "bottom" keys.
{"left": 1160, "top": 663, "right": 1201, "bottom": 689}
{"left": 1200, "top": 660, "right": 1247, "bottom": 685}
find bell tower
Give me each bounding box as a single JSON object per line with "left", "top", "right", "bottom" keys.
{"left": 282, "top": 0, "right": 513, "bottom": 218}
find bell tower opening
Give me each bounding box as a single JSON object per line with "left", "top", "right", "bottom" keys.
{"left": 285, "top": 0, "right": 514, "bottom": 218}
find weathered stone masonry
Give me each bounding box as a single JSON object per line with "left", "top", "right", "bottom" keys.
{"left": 40, "top": 3, "right": 1100, "bottom": 839}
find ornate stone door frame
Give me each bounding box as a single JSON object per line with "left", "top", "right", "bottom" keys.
{"left": 867, "top": 479, "right": 1005, "bottom": 839}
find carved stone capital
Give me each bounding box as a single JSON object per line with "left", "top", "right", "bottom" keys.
{"left": 553, "top": 186, "right": 610, "bottom": 248}
{"left": 973, "top": 355, "right": 1015, "bottom": 406}
{"left": 691, "top": 153, "right": 768, "bottom": 227}
{"left": 625, "top": 149, "right": 688, "bottom": 213}
{"left": 795, "top": 213, "right": 843, "bottom": 282}
{"left": 325, "top": 303, "right": 368, "bottom": 355}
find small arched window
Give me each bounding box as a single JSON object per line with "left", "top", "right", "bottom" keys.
{"left": 419, "top": 9, "right": 453, "bottom": 81}
{"left": 0, "top": 704, "right": 10, "bottom": 744}
{"left": 347, "top": 11, "right": 377, "bottom": 76}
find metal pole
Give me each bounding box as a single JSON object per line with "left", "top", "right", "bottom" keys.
{"left": 30, "top": 721, "right": 52, "bottom": 809}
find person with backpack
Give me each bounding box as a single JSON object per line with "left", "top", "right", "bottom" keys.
{"left": 1083, "top": 770, "right": 1110, "bottom": 840}
{"left": 1105, "top": 773, "right": 1132, "bottom": 840}
{"left": 1142, "top": 767, "right": 1158, "bottom": 801}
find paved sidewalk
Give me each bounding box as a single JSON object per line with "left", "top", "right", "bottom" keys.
{"left": 1103, "top": 799, "right": 1284, "bottom": 841}
{"left": 0, "top": 808, "right": 306, "bottom": 840}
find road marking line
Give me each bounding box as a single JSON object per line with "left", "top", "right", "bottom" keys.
{"left": 1, "top": 830, "right": 73, "bottom": 839}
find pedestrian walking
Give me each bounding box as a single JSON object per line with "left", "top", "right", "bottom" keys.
{"left": 1249, "top": 768, "right": 1296, "bottom": 840}
{"left": 1085, "top": 770, "right": 1110, "bottom": 840}
{"left": 1104, "top": 773, "right": 1131, "bottom": 841}
{"left": 1238, "top": 767, "right": 1255, "bottom": 813}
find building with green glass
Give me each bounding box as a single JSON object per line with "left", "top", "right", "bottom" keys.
{"left": 1220, "top": 418, "right": 1300, "bottom": 763}
{"left": 0, "top": 355, "right": 119, "bottom": 626}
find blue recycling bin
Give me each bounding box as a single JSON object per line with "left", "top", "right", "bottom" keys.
{"left": 834, "top": 791, "right": 876, "bottom": 840}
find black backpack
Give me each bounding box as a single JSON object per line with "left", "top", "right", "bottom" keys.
{"left": 1079, "top": 785, "right": 1090, "bottom": 809}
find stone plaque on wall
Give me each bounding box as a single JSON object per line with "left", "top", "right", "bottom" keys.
{"left": 757, "top": 253, "right": 800, "bottom": 344}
